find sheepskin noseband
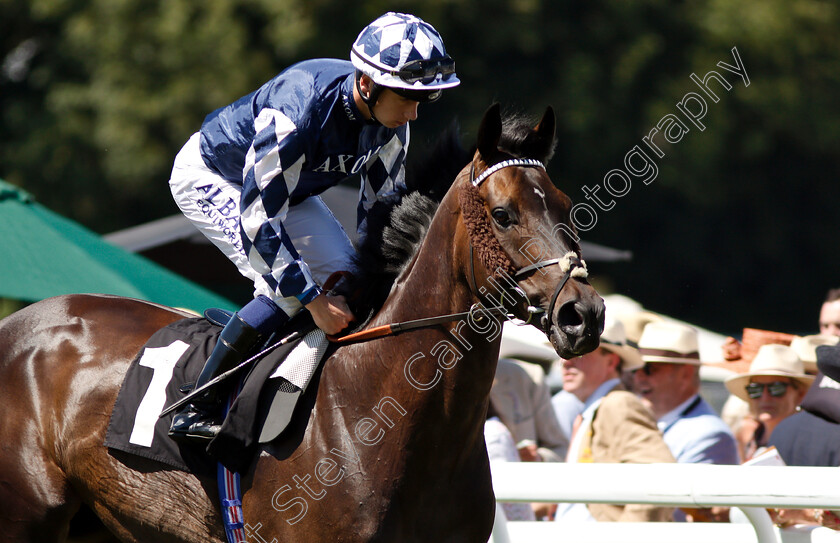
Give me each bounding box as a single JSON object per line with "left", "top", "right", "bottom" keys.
{"left": 458, "top": 179, "right": 517, "bottom": 279}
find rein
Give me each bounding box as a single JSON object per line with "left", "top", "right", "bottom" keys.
{"left": 327, "top": 304, "right": 507, "bottom": 344}
{"left": 328, "top": 158, "right": 587, "bottom": 344}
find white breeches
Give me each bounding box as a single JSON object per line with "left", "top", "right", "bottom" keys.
{"left": 168, "top": 132, "right": 355, "bottom": 316}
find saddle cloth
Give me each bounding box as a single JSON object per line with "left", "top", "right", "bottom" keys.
{"left": 104, "top": 315, "right": 327, "bottom": 475}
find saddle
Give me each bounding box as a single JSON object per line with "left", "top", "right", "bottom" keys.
{"left": 105, "top": 310, "right": 330, "bottom": 475}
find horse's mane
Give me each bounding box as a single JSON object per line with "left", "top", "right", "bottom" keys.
{"left": 346, "top": 111, "right": 555, "bottom": 320}
{"left": 346, "top": 122, "right": 469, "bottom": 318}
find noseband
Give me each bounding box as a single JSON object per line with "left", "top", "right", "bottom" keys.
{"left": 464, "top": 159, "right": 588, "bottom": 334}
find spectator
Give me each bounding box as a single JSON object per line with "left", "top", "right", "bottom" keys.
{"left": 484, "top": 401, "right": 536, "bottom": 522}
{"left": 819, "top": 288, "right": 840, "bottom": 337}
{"left": 618, "top": 310, "right": 664, "bottom": 347}
{"left": 816, "top": 341, "right": 840, "bottom": 382}
{"left": 547, "top": 306, "right": 663, "bottom": 430}
{"left": 549, "top": 386, "right": 583, "bottom": 445}
{"left": 723, "top": 344, "right": 813, "bottom": 460}
{"left": 490, "top": 358, "right": 568, "bottom": 462}
{"left": 554, "top": 319, "right": 675, "bottom": 523}
{"left": 790, "top": 334, "right": 839, "bottom": 375}
{"left": 770, "top": 340, "right": 840, "bottom": 466}
{"left": 707, "top": 328, "right": 795, "bottom": 459}
{"left": 632, "top": 321, "right": 738, "bottom": 521}
{"left": 767, "top": 341, "right": 840, "bottom": 528}
{"left": 616, "top": 311, "right": 665, "bottom": 392}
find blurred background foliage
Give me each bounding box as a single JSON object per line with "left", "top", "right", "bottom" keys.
{"left": 2, "top": 0, "right": 839, "bottom": 335}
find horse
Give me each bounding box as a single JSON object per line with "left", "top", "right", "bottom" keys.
{"left": 0, "top": 103, "right": 604, "bottom": 543}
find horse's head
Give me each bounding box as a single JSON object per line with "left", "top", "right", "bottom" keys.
{"left": 458, "top": 103, "right": 605, "bottom": 358}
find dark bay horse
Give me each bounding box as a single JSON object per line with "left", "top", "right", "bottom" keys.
{"left": 0, "top": 104, "right": 604, "bottom": 543}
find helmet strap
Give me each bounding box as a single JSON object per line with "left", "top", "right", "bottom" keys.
{"left": 355, "top": 72, "right": 383, "bottom": 125}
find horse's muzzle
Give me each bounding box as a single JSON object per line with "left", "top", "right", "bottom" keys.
{"left": 547, "top": 296, "right": 605, "bottom": 358}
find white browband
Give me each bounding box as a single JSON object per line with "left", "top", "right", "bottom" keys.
{"left": 471, "top": 158, "right": 545, "bottom": 187}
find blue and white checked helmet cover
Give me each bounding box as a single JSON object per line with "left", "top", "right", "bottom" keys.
{"left": 351, "top": 12, "right": 460, "bottom": 91}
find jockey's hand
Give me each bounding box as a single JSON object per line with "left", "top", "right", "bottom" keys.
{"left": 306, "top": 293, "right": 354, "bottom": 335}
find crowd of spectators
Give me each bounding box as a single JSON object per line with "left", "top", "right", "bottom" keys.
{"left": 486, "top": 287, "right": 840, "bottom": 530}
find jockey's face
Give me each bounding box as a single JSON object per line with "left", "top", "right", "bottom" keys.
{"left": 371, "top": 88, "right": 420, "bottom": 129}
{"left": 355, "top": 74, "right": 420, "bottom": 129}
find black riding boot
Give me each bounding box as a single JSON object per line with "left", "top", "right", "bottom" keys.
{"left": 168, "top": 312, "right": 261, "bottom": 443}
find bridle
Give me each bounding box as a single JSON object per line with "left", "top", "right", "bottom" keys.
{"left": 466, "top": 158, "right": 588, "bottom": 335}
{"left": 328, "top": 157, "right": 587, "bottom": 344}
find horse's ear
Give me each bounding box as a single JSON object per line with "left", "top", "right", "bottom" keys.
{"left": 534, "top": 106, "right": 557, "bottom": 163}
{"left": 477, "top": 103, "right": 502, "bottom": 162}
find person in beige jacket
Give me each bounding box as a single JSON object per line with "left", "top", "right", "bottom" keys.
{"left": 554, "top": 319, "right": 676, "bottom": 523}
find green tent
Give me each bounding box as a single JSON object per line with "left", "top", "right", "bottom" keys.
{"left": 0, "top": 179, "right": 237, "bottom": 313}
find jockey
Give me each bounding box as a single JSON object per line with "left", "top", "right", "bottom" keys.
{"left": 167, "top": 12, "right": 459, "bottom": 442}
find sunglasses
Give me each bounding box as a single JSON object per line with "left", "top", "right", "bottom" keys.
{"left": 393, "top": 56, "right": 456, "bottom": 84}
{"left": 638, "top": 363, "right": 656, "bottom": 376}
{"left": 744, "top": 381, "right": 794, "bottom": 399}
{"left": 636, "top": 363, "right": 677, "bottom": 376}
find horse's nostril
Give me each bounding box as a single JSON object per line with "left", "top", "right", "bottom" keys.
{"left": 558, "top": 301, "right": 584, "bottom": 329}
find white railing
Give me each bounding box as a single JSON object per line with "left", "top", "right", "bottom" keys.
{"left": 489, "top": 463, "right": 840, "bottom": 543}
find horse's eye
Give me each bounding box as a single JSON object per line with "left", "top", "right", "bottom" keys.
{"left": 492, "top": 208, "right": 513, "bottom": 228}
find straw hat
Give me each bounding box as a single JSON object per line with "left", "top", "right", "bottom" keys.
{"left": 724, "top": 344, "right": 815, "bottom": 402}
{"left": 599, "top": 319, "right": 643, "bottom": 372}
{"left": 708, "top": 328, "right": 796, "bottom": 374}
{"left": 636, "top": 321, "right": 702, "bottom": 365}
{"left": 617, "top": 311, "right": 664, "bottom": 347}
{"left": 789, "top": 334, "right": 840, "bottom": 374}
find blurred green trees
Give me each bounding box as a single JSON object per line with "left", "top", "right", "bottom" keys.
{"left": 2, "top": 0, "right": 839, "bottom": 334}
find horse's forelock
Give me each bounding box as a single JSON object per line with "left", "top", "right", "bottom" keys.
{"left": 496, "top": 113, "right": 557, "bottom": 164}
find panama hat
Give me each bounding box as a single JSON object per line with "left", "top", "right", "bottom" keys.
{"left": 598, "top": 319, "right": 643, "bottom": 372}
{"left": 637, "top": 321, "right": 702, "bottom": 365}
{"left": 617, "top": 311, "right": 664, "bottom": 347}
{"left": 724, "top": 344, "right": 814, "bottom": 402}
{"left": 790, "top": 334, "right": 840, "bottom": 374}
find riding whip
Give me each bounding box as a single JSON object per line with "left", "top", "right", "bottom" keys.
{"left": 158, "top": 328, "right": 307, "bottom": 418}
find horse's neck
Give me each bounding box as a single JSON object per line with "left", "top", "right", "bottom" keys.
{"left": 362, "top": 189, "right": 501, "bottom": 451}
{"left": 379, "top": 187, "right": 472, "bottom": 322}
